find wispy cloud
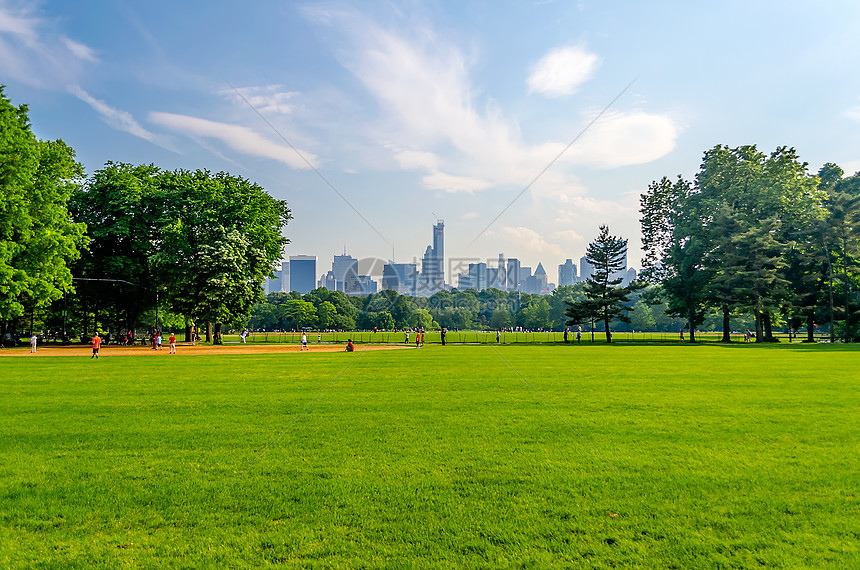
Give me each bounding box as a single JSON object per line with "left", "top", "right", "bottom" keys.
{"left": 220, "top": 85, "right": 299, "bottom": 114}
{"left": 303, "top": 6, "right": 678, "bottom": 198}
{"left": 0, "top": 4, "right": 97, "bottom": 88}
{"left": 487, "top": 226, "right": 566, "bottom": 259}
{"left": 70, "top": 85, "right": 169, "bottom": 147}
{"left": 846, "top": 106, "right": 860, "bottom": 122}
{"left": 149, "top": 111, "right": 318, "bottom": 169}
{"left": 527, "top": 45, "right": 600, "bottom": 98}
{"left": 61, "top": 36, "right": 99, "bottom": 63}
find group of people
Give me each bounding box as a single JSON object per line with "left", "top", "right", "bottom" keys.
{"left": 149, "top": 329, "right": 176, "bottom": 352}
{"left": 561, "top": 327, "right": 583, "bottom": 344}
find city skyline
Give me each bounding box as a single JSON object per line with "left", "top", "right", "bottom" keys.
{"left": 2, "top": 1, "right": 858, "bottom": 275}
{"left": 266, "top": 220, "right": 636, "bottom": 296}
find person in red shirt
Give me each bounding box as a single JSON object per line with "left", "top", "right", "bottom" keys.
{"left": 169, "top": 333, "right": 176, "bottom": 354}
{"left": 346, "top": 339, "right": 354, "bottom": 352}
{"left": 91, "top": 332, "right": 101, "bottom": 359}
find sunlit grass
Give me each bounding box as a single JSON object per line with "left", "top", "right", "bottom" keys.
{"left": 1, "top": 344, "right": 857, "bottom": 567}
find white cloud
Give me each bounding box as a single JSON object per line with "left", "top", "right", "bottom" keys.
{"left": 149, "top": 111, "right": 318, "bottom": 169}
{"left": 487, "top": 226, "right": 565, "bottom": 258}
{"left": 221, "top": 85, "right": 298, "bottom": 114}
{"left": 846, "top": 106, "right": 860, "bottom": 122}
{"left": 553, "top": 229, "right": 584, "bottom": 243}
{"left": 394, "top": 149, "right": 440, "bottom": 171}
{"left": 61, "top": 36, "right": 98, "bottom": 63}
{"left": 0, "top": 5, "right": 97, "bottom": 88}
{"left": 422, "top": 171, "right": 492, "bottom": 193}
{"left": 527, "top": 45, "right": 600, "bottom": 98}
{"left": 303, "top": 7, "right": 678, "bottom": 199}
{"left": 70, "top": 85, "right": 161, "bottom": 143}
{"left": 562, "top": 110, "right": 680, "bottom": 169}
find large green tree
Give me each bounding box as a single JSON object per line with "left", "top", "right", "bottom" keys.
{"left": 642, "top": 145, "right": 827, "bottom": 342}
{"left": 640, "top": 176, "right": 710, "bottom": 342}
{"left": 0, "top": 87, "right": 87, "bottom": 334}
{"left": 68, "top": 162, "right": 161, "bottom": 332}
{"left": 71, "top": 164, "right": 291, "bottom": 342}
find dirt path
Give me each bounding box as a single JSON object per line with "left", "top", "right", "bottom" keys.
{"left": 0, "top": 342, "right": 411, "bottom": 357}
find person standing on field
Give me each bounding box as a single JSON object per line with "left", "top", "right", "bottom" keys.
{"left": 576, "top": 326, "right": 582, "bottom": 344}
{"left": 30, "top": 333, "right": 37, "bottom": 353}
{"left": 91, "top": 332, "right": 101, "bottom": 359}
{"left": 169, "top": 332, "right": 176, "bottom": 354}
{"left": 301, "top": 332, "right": 308, "bottom": 351}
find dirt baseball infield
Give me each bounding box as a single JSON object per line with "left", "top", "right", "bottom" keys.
{"left": 0, "top": 342, "right": 411, "bottom": 357}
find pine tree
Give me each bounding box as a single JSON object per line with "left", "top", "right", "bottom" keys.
{"left": 566, "top": 225, "right": 641, "bottom": 342}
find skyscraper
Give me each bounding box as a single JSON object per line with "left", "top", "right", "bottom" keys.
{"left": 419, "top": 220, "right": 445, "bottom": 295}
{"left": 289, "top": 255, "right": 316, "bottom": 295}
{"left": 332, "top": 253, "right": 358, "bottom": 292}
{"left": 433, "top": 219, "right": 444, "bottom": 285}
{"left": 580, "top": 255, "right": 594, "bottom": 281}
{"left": 558, "top": 258, "right": 577, "bottom": 287}
{"left": 496, "top": 253, "right": 507, "bottom": 291}
{"left": 506, "top": 258, "right": 520, "bottom": 291}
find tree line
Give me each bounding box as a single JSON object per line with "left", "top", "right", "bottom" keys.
{"left": 638, "top": 145, "right": 859, "bottom": 342}
{"left": 1, "top": 88, "right": 290, "bottom": 344}
{"left": 246, "top": 285, "right": 693, "bottom": 334}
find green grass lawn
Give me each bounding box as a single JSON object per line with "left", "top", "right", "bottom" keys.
{"left": 1, "top": 344, "right": 858, "bottom": 568}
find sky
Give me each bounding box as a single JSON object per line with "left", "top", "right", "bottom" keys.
{"left": 2, "top": 0, "right": 860, "bottom": 285}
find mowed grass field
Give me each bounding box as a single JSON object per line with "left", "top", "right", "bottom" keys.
{"left": 1, "top": 344, "right": 857, "bottom": 568}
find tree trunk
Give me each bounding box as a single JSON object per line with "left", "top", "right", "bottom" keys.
{"left": 721, "top": 305, "right": 731, "bottom": 342}
{"left": 688, "top": 308, "right": 696, "bottom": 343}
{"left": 754, "top": 310, "right": 764, "bottom": 343}
{"left": 805, "top": 311, "right": 815, "bottom": 343}
{"left": 823, "top": 238, "right": 836, "bottom": 343}
{"left": 763, "top": 311, "right": 774, "bottom": 342}
{"left": 213, "top": 322, "right": 223, "bottom": 345}
{"left": 205, "top": 322, "right": 212, "bottom": 343}
{"left": 184, "top": 317, "right": 192, "bottom": 343}
{"left": 604, "top": 316, "right": 611, "bottom": 343}
{"left": 845, "top": 271, "right": 852, "bottom": 343}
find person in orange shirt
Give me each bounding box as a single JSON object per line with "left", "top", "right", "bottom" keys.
{"left": 91, "top": 332, "right": 101, "bottom": 359}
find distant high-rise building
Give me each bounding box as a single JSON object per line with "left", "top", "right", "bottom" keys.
{"left": 382, "top": 262, "right": 418, "bottom": 295}
{"left": 289, "top": 255, "right": 316, "bottom": 294}
{"left": 264, "top": 261, "right": 289, "bottom": 294}
{"left": 419, "top": 220, "right": 445, "bottom": 295}
{"left": 457, "top": 272, "right": 475, "bottom": 290}
{"left": 265, "top": 272, "right": 281, "bottom": 295}
{"left": 558, "top": 259, "right": 577, "bottom": 287}
{"left": 345, "top": 274, "right": 377, "bottom": 296}
{"left": 534, "top": 263, "right": 548, "bottom": 293}
{"left": 611, "top": 249, "right": 628, "bottom": 283}
{"left": 580, "top": 255, "right": 594, "bottom": 281}
{"left": 497, "top": 254, "right": 507, "bottom": 291}
{"left": 506, "top": 258, "right": 520, "bottom": 291}
{"left": 433, "top": 220, "right": 444, "bottom": 284}
{"left": 468, "top": 262, "right": 488, "bottom": 291}
{"left": 320, "top": 270, "right": 336, "bottom": 291}
{"left": 624, "top": 267, "right": 637, "bottom": 286}
{"left": 332, "top": 253, "right": 358, "bottom": 292}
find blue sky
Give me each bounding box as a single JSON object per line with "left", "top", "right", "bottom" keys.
{"left": 2, "top": 0, "right": 859, "bottom": 283}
